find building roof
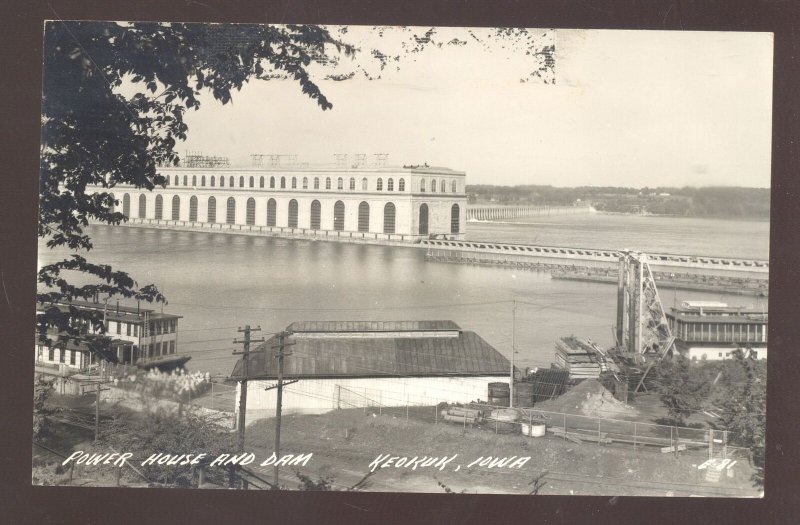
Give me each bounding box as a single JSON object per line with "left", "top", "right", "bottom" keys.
{"left": 230, "top": 326, "right": 509, "bottom": 380}
{"left": 38, "top": 300, "right": 182, "bottom": 322}
{"left": 287, "top": 320, "right": 460, "bottom": 333}
{"left": 667, "top": 308, "right": 767, "bottom": 324}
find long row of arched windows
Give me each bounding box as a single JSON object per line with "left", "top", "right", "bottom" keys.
{"left": 120, "top": 194, "right": 467, "bottom": 233}
{"left": 164, "top": 174, "right": 460, "bottom": 194}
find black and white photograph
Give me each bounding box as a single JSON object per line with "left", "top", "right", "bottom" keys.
{"left": 31, "top": 21, "right": 772, "bottom": 498}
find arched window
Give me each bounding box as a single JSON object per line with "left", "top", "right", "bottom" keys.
{"left": 419, "top": 203, "right": 429, "bottom": 235}
{"left": 388, "top": 178, "right": 394, "bottom": 191}
{"left": 183, "top": 175, "right": 188, "bottom": 186}
{"left": 109, "top": 193, "right": 115, "bottom": 213}
{"left": 189, "top": 196, "right": 198, "bottom": 222}
{"left": 314, "top": 177, "right": 320, "bottom": 190}
{"left": 211, "top": 176, "right": 215, "bottom": 187}
{"left": 122, "top": 194, "right": 130, "bottom": 217}
{"left": 440, "top": 179, "right": 446, "bottom": 193}
{"left": 337, "top": 177, "right": 343, "bottom": 190}
{"left": 226, "top": 197, "right": 236, "bottom": 224}
{"left": 451, "top": 203, "right": 460, "bottom": 234}
{"left": 220, "top": 176, "right": 225, "bottom": 188}
{"left": 420, "top": 179, "right": 426, "bottom": 192}
{"left": 239, "top": 176, "right": 244, "bottom": 188}
{"left": 171, "top": 195, "right": 180, "bottom": 220}
{"left": 310, "top": 200, "right": 321, "bottom": 229}
{"left": 288, "top": 199, "right": 298, "bottom": 228}
{"left": 267, "top": 198, "right": 276, "bottom": 227}
{"left": 362, "top": 178, "right": 368, "bottom": 191}
{"left": 249, "top": 176, "right": 254, "bottom": 188}
{"left": 280, "top": 177, "right": 286, "bottom": 189}
{"left": 259, "top": 176, "right": 264, "bottom": 188}
{"left": 377, "top": 178, "right": 383, "bottom": 191}
{"left": 155, "top": 195, "right": 163, "bottom": 219}
{"left": 291, "top": 177, "right": 297, "bottom": 189}
{"left": 451, "top": 180, "right": 457, "bottom": 193}
{"left": 270, "top": 176, "right": 275, "bottom": 189}
{"left": 383, "top": 203, "right": 396, "bottom": 234}
{"left": 246, "top": 198, "right": 256, "bottom": 225}
{"left": 138, "top": 194, "right": 147, "bottom": 218}
{"left": 192, "top": 175, "right": 197, "bottom": 187}
{"left": 302, "top": 177, "right": 308, "bottom": 189}
{"left": 229, "top": 176, "right": 234, "bottom": 187}
{"left": 174, "top": 175, "right": 179, "bottom": 186}
{"left": 358, "top": 202, "right": 370, "bottom": 232}
{"left": 399, "top": 178, "right": 405, "bottom": 192}
{"left": 349, "top": 177, "right": 355, "bottom": 190}
{"left": 431, "top": 178, "right": 437, "bottom": 192}
{"left": 208, "top": 196, "right": 217, "bottom": 223}
{"left": 333, "top": 201, "right": 345, "bottom": 231}
{"left": 325, "top": 177, "right": 331, "bottom": 190}
{"left": 201, "top": 176, "right": 206, "bottom": 187}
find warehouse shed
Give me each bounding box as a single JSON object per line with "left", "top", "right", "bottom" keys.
{"left": 230, "top": 321, "right": 510, "bottom": 422}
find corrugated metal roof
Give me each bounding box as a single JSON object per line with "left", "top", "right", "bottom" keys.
{"left": 286, "top": 320, "right": 461, "bottom": 333}
{"left": 230, "top": 330, "right": 508, "bottom": 380}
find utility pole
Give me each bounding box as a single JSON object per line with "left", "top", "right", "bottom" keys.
{"left": 510, "top": 300, "right": 516, "bottom": 408}
{"left": 233, "top": 325, "right": 264, "bottom": 454}
{"left": 271, "top": 330, "right": 296, "bottom": 487}
{"left": 96, "top": 296, "right": 111, "bottom": 442}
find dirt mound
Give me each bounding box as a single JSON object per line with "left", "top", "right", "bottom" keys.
{"left": 534, "top": 379, "right": 639, "bottom": 419}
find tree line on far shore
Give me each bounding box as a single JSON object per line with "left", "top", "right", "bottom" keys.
{"left": 466, "top": 185, "right": 770, "bottom": 220}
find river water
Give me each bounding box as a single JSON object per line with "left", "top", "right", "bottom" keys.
{"left": 37, "top": 213, "right": 769, "bottom": 376}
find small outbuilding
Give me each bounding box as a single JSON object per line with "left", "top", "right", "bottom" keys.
{"left": 230, "top": 321, "right": 510, "bottom": 422}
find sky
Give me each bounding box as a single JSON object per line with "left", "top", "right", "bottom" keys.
{"left": 177, "top": 27, "right": 773, "bottom": 188}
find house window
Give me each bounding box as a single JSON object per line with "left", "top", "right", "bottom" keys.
{"left": 249, "top": 176, "right": 254, "bottom": 188}
{"left": 126, "top": 323, "right": 131, "bottom": 336}
{"left": 116, "top": 322, "right": 121, "bottom": 335}
{"left": 325, "top": 177, "right": 331, "bottom": 190}
{"left": 358, "top": 202, "right": 370, "bottom": 232}
{"left": 302, "top": 177, "right": 308, "bottom": 189}
{"left": 441, "top": 180, "right": 446, "bottom": 192}
{"left": 189, "top": 196, "right": 198, "bottom": 222}
{"left": 399, "top": 178, "right": 405, "bottom": 191}
{"left": 314, "top": 177, "right": 320, "bottom": 189}
{"left": 220, "top": 176, "right": 225, "bottom": 187}
{"left": 59, "top": 348, "right": 65, "bottom": 363}
{"left": 138, "top": 194, "right": 146, "bottom": 218}
{"left": 208, "top": 196, "right": 217, "bottom": 223}
{"left": 420, "top": 179, "right": 426, "bottom": 192}
{"left": 333, "top": 201, "right": 345, "bottom": 231}
{"left": 229, "top": 176, "right": 234, "bottom": 187}
{"left": 383, "top": 202, "right": 396, "bottom": 234}
{"left": 362, "top": 178, "right": 368, "bottom": 191}
{"left": 267, "top": 199, "right": 277, "bottom": 227}
{"left": 451, "top": 203, "right": 460, "bottom": 234}
{"left": 210, "top": 176, "right": 215, "bottom": 187}
{"left": 310, "top": 200, "right": 321, "bottom": 229}
{"left": 70, "top": 350, "right": 76, "bottom": 365}
{"left": 201, "top": 175, "right": 206, "bottom": 187}
{"left": 172, "top": 195, "right": 180, "bottom": 220}
{"left": 260, "top": 176, "right": 264, "bottom": 188}
{"left": 377, "top": 178, "right": 383, "bottom": 191}
{"left": 387, "top": 178, "right": 394, "bottom": 191}
{"left": 280, "top": 177, "right": 286, "bottom": 189}
{"left": 226, "top": 197, "right": 236, "bottom": 224}
{"left": 451, "top": 180, "right": 457, "bottom": 193}
{"left": 270, "top": 176, "right": 275, "bottom": 188}
{"left": 155, "top": 195, "right": 163, "bottom": 219}
{"left": 49, "top": 347, "right": 54, "bottom": 361}
{"left": 246, "top": 198, "right": 256, "bottom": 225}
{"left": 288, "top": 199, "right": 299, "bottom": 228}
{"left": 192, "top": 175, "right": 197, "bottom": 186}
{"left": 183, "top": 175, "right": 188, "bottom": 186}
{"left": 134, "top": 324, "right": 139, "bottom": 337}
{"left": 349, "top": 178, "right": 355, "bottom": 190}
{"left": 431, "top": 178, "right": 437, "bottom": 192}
{"left": 337, "top": 177, "right": 343, "bottom": 190}
{"left": 174, "top": 175, "right": 179, "bottom": 186}
{"left": 122, "top": 194, "right": 130, "bottom": 217}
{"left": 292, "top": 177, "right": 297, "bottom": 189}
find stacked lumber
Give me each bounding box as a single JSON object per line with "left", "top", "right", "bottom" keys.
{"left": 554, "top": 337, "right": 603, "bottom": 379}
{"left": 441, "top": 406, "right": 481, "bottom": 425}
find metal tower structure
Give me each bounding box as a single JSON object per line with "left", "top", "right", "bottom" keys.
{"left": 615, "top": 251, "right": 676, "bottom": 390}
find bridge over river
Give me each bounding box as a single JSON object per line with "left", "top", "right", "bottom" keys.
{"left": 421, "top": 239, "right": 769, "bottom": 282}
{"left": 466, "top": 204, "right": 593, "bottom": 221}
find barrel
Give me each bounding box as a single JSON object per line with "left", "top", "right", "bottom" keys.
{"left": 513, "top": 382, "right": 535, "bottom": 408}
{"left": 521, "top": 422, "right": 547, "bottom": 437}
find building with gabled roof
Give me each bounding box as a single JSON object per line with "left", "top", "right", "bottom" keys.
{"left": 230, "top": 321, "right": 509, "bottom": 422}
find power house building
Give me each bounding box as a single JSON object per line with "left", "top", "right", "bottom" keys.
{"left": 100, "top": 164, "right": 467, "bottom": 241}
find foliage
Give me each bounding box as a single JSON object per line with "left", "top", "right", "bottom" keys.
{"left": 466, "top": 184, "right": 770, "bottom": 219}
{"left": 712, "top": 349, "right": 766, "bottom": 487}
{"left": 101, "top": 406, "right": 235, "bottom": 487}
{"left": 32, "top": 376, "right": 54, "bottom": 439}
{"left": 654, "top": 354, "right": 713, "bottom": 425}
{"left": 37, "top": 21, "right": 352, "bottom": 346}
